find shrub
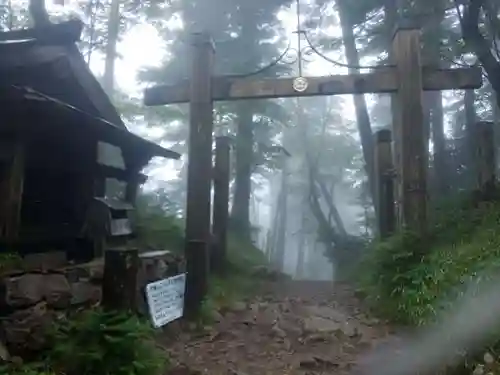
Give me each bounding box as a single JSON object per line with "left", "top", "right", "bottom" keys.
{"left": 0, "top": 363, "right": 56, "bottom": 375}
{"left": 359, "top": 191, "right": 500, "bottom": 374}
{"left": 45, "top": 309, "right": 167, "bottom": 375}
{"left": 359, "top": 195, "right": 500, "bottom": 325}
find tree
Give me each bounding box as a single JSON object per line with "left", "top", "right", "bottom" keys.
{"left": 138, "top": 0, "right": 294, "bottom": 239}
{"left": 102, "top": 0, "right": 121, "bottom": 94}
{"left": 460, "top": 0, "right": 500, "bottom": 109}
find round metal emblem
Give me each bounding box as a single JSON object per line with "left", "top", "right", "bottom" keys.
{"left": 293, "top": 76, "right": 308, "bottom": 92}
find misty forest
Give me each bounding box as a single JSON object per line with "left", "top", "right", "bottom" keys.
{"left": 1, "top": 0, "right": 500, "bottom": 374}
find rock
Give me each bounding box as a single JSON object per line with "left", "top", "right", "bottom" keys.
{"left": 78, "top": 259, "right": 104, "bottom": 282}
{"left": 304, "top": 305, "right": 348, "bottom": 322}
{"left": 70, "top": 282, "right": 101, "bottom": 305}
{"left": 364, "top": 317, "right": 381, "bottom": 326}
{"left": 0, "top": 341, "right": 9, "bottom": 362}
{"left": 229, "top": 369, "right": 249, "bottom": 375}
{"left": 3, "top": 274, "right": 45, "bottom": 308}
{"left": 302, "top": 332, "right": 332, "bottom": 344}
{"left": 278, "top": 319, "right": 303, "bottom": 336}
{"left": 299, "top": 356, "right": 340, "bottom": 371}
{"left": 484, "top": 352, "right": 494, "bottom": 364}
{"left": 169, "top": 365, "right": 202, "bottom": 375}
{"left": 270, "top": 323, "right": 286, "bottom": 338}
{"left": 303, "top": 316, "right": 342, "bottom": 333}
{"left": 338, "top": 321, "right": 358, "bottom": 337}
{"left": 10, "top": 356, "right": 23, "bottom": 366}
{"left": 231, "top": 302, "right": 247, "bottom": 312}
{"left": 211, "top": 309, "right": 223, "bottom": 322}
{"left": 250, "top": 265, "right": 287, "bottom": 281}
{"left": 43, "top": 274, "right": 71, "bottom": 308}
{"left": 23, "top": 252, "right": 67, "bottom": 272}
{"left": 2, "top": 302, "right": 51, "bottom": 352}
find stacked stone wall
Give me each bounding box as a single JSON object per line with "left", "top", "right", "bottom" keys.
{"left": 0, "top": 249, "right": 184, "bottom": 362}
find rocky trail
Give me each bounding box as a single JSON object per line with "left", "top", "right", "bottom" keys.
{"left": 160, "top": 280, "right": 403, "bottom": 375}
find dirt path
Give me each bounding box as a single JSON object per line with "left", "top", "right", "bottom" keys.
{"left": 161, "top": 280, "right": 400, "bottom": 375}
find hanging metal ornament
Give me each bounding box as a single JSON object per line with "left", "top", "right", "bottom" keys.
{"left": 292, "top": 76, "right": 308, "bottom": 92}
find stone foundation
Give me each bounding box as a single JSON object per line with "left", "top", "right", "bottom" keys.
{"left": 0, "top": 249, "right": 184, "bottom": 361}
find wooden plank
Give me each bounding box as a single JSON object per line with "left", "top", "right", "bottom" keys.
{"left": 144, "top": 67, "right": 482, "bottom": 106}
{"left": 392, "top": 27, "right": 427, "bottom": 234}
{"left": 183, "top": 32, "right": 214, "bottom": 319}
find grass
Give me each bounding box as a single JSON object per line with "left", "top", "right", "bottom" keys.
{"left": 197, "top": 233, "right": 269, "bottom": 324}
{"left": 359, "top": 189, "right": 500, "bottom": 373}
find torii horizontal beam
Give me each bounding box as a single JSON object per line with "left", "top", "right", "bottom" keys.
{"left": 144, "top": 67, "right": 482, "bottom": 106}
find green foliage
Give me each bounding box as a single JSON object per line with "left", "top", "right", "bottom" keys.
{"left": 227, "top": 233, "right": 268, "bottom": 273}
{"left": 360, "top": 192, "right": 500, "bottom": 326}
{"left": 45, "top": 309, "right": 167, "bottom": 375}
{"left": 0, "top": 363, "right": 56, "bottom": 375}
{"left": 0, "top": 252, "right": 23, "bottom": 272}
{"left": 193, "top": 235, "right": 269, "bottom": 326}
{"left": 133, "top": 190, "right": 185, "bottom": 253}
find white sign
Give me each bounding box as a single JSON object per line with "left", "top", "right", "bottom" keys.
{"left": 145, "top": 273, "right": 186, "bottom": 328}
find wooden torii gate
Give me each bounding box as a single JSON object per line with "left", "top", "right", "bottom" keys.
{"left": 143, "top": 24, "right": 482, "bottom": 315}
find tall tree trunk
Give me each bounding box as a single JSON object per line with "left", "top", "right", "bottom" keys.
{"left": 315, "top": 176, "right": 347, "bottom": 236}
{"left": 463, "top": 0, "right": 500, "bottom": 109}
{"left": 465, "top": 89, "right": 477, "bottom": 188}
{"left": 336, "top": 0, "right": 375, "bottom": 207}
{"left": 231, "top": 104, "right": 254, "bottom": 238}
{"left": 493, "top": 90, "right": 500, "bottom": 172}
{"left": 273, "top": 168, "right": 288, "bottom": 271}
{"left": 102, "top": 0, "right": 121, "bottom": 96}
{"left": 295, "top": 224, "right": 306, "bottom": 279}
{"left": 29, "top": 0, "right": 50, "bottom": 27}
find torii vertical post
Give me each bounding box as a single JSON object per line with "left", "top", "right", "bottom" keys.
{"left": 392, "top": 25, "right": 427, "bottom": 234}
{"left": 183, "top": 32, "right": 214, "bottom": 318}
{"left": 374, "top": 129, "right": 395, "bottom": 239}
{"left": 211, "top": 136, "right": 231, "bottom": 275}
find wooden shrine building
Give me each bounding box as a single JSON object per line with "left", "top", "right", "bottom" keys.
{"left": 0, "top": 20, "right": 179, "bottom": 257}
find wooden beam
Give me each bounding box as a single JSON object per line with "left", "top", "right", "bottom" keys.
{"left": 144, "top": 67, "right": 482, "bottom": 106}
{"left": 392, "top": 26, "right": 427, "bottom": 234}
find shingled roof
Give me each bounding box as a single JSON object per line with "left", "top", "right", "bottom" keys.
{"left": 0, "top": 20, "right": 129, "bottom": 128}
{"left": 0, "top": 19, "right": 179, "bottom": 160}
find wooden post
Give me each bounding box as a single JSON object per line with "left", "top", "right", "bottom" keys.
{"left": 392, "top": 23, "right": 428, "bottom": 234}
{"left": 183, "top": 31, "right": 214, "bottom": 317}
{"left": 211, "top": 136, "right": 230, "bottom": 274}
{"left": 1, "top": 140, "right": 25, "bottom": 244}
{"left": 184, "top": 240, "right": 208, "bottom": 319}
{"left": 374, "top": 129, "right": 395, "bottom": 238}
{"left": 102, "top": 247, "right": 139, "bottom": 311}
{"left": 474, "top": 121, "right": 496, "bottom": 194}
